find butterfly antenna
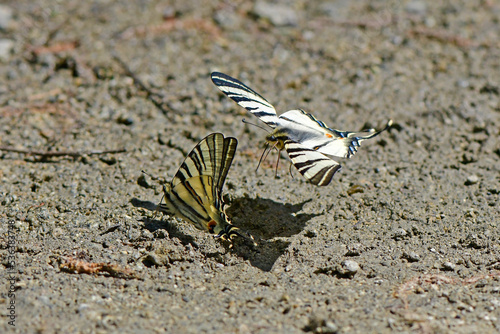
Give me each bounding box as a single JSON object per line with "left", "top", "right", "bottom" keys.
{"left": 242, "top": 119, "right": 270, "bottom": 134}
{"left": 141, "top": 170, "right": 159, "bottom": 181}
{"left": 235, "top": 230, "right": 258, "bottom": 247}
{"left": 152, "top": 187, "right": 168, "bottom": 219}
{"left": 256, "top": 142, "right": 270, "bottom": 172}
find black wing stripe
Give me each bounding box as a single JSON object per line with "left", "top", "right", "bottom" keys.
{"left": 160, "top": 133, "right": 239, "bottom": 238}
{"left": 211, "top": 72, "right": 270, "bottom": 103}
{"left": 166, "top": 189, "right": 209, "bottom": 223}
{"left": 285, "top": 140, "right": 341, "bottom": 186}
{"left": 217, "top": 137, "right": 237, "bottom": 195}
{"left": 211, "top": 72, "right": 278, "bottom": 128}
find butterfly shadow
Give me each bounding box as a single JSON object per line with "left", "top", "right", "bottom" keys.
{"left": 130, "top": 197, "right": 198, "bottom": 246}
{"left": 226, "top": 196, "right": 319, "bottom": 271}
{"left": 130, "top": 196, "right": 319, "bottom": 272}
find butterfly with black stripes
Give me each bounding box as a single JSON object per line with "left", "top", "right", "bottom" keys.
{"left": 157, "top": 132, "right": 253, "bottom": 243}
{"left": 211, "top": 72, "right": 392, "bottom": 186}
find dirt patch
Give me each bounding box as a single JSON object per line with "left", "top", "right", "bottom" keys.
{"left": 1, "top": 1, "right": 499, "bottom": 333}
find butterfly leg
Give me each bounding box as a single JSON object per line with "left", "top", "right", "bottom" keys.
{"left": 275, "top": 149, "right": 281, "bottom": 178}
{"left": 256, "top": 142, "right": 270, "bottom": 173}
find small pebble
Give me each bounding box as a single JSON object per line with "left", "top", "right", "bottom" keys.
{"left": 253, "top": 1, "right": 298, "bottom": 26}
{"left": 405, "top": 0, "right": 427, "bottom": 15}
{"left": 0, "top": 39, "right": 14, "bottom": 61}
{"left": 341, "top": 260, "right": 360, "bottom": 275}
{"left": 0, "top": 5, "right": 13, "bottom": 29}
{"left": 393, "top": 228, "right": 408, "bottom": 240}
{"left": 442, "top": 262, "right": 455, "bottom": 271}
{"left": 404, "top": 251, "right": 421, "bottom": 262}
{"left": 141, "top": 229, "right": 154, "bottom": 240}
{"left": 465, "top": 174, "right": 479, "bottom": 185}
{"left": 456, "top": 79, "right": 470, "bottom": 88}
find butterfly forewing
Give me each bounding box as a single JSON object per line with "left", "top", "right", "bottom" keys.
{"left": 211, "top": 72, "right": 279, "bottom": 127}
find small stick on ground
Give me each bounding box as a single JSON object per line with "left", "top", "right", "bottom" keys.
{"left": 408, "top": 27, "right": 492, "bottom": 48}
{"left": 112, "top": 53, "right": 174, "bottom": 116}
{"left": 395, "top": 272, "right": 500, "bottom": 308}
{"left": 0, "top": 147, "right": 126, "bottom": 159}
{"left": 60, "top": 257, "right": 139, "bottom": 279}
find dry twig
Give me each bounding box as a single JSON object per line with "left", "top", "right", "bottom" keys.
{"left": 112, "top": 53, "right": 174, "bottom": 116}
{"left": 395, "top": 272, "right": 500, "bottom": 307}
{"left": 408, "top": 27, "right": 487, "bottom": 48}
{"left": 0, "top": 147, "right": 126, "bottom": 159}
{"left": 60, "top": 257, "right": 138, "bottom": 279}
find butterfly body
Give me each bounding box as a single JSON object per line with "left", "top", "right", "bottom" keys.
{"left": 211, "top": 72, "right": 392, "bottom": 186}
{"left": 157, "top": 133, "right": 246, "bottom": 241}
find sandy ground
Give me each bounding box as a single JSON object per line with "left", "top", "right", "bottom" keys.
{"left": 1, "top": 0, "right": 499, "bottom": 333}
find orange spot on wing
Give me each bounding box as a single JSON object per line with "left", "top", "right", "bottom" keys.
{"left": 207, "top": 220, "right": 217, "bottom": 233}
{"left": 326, "top": 133, "right": 333, "bottom": 138}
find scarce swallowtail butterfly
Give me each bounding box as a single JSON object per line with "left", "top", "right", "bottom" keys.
{"left": 157, "top": 133, "right": 252, "bottom": 243}
{"left": 211, "top": 72, "right": 392, "bottom": 186}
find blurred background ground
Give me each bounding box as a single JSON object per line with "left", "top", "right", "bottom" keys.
{"left": 0, "top": 0, "right": 499, "bottom": 333}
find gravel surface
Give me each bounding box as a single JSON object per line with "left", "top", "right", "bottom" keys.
{"left": 1, "top": 1, "right": 499, "bottom": 333}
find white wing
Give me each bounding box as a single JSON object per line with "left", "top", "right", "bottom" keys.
{"left": 211, "top": 72, "right": 279, "bottom": 128}
{"left": 284, "top": 140, "right": 341, "bottom": 186}
{"left": 279, "top": 110, "right": 392, "bottom": 159}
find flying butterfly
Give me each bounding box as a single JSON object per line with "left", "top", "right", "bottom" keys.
{"left": 155, "top": 132, "right": 252, "bottom": 243}
{"left": 211, "top": 72, "right": 392, "bottom": 186}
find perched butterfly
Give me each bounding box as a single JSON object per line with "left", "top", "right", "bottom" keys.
{"left": 157, "top": 132, "right": 252, "bottom": 243}
{"left": 211, "top": 72, "right": 392, "bottom": 186}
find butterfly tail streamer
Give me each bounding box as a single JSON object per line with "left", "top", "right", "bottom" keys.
{"left": 342, "top": 119, "right": 393, "bottom": 158}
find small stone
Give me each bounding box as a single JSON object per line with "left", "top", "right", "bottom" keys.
{"left": 214, "top": 9, "right": 240, "bottom": 29}
{"left": 0, "top": 39, "right": 14, "bottom": 61}
{"left": 324, "top": 320, "right": 338, "bottom": 332}
{"left": 341, "top": 260, "right": 360, "bottom": 275}
{"left": 465, "top": 174, "right": 479, "bottom": 185}
{"left": 77, "top": 304, "right": 91, "bottom": 313}
{"left": 0, "top": 5, "right": 13, "bottom": 29}
{"left": 153, "top": 229, "right": 169, "bottom": 239}
{"left": 142, "top": 253, "right": 169, "bottom": 267}
{"left": 442, "top": 262, "right": 455, "bottom": 271}
{"left": 116, "top": 114, "right": 134, "bottom": 125}
{"left": 345, "top": 243, "right": 363, "bottom": 256}
{"left": 141, "top": 229, "right": 154, "bottom": 240}
{"left": 403, "top": 251, "right": 421, "bottom": 262}
{"left": 405, "top": 1, "right": 427, "bottom": 15}
{"left": 253, "top": 1, "right": 298, "bottom": 26}
{"left": 393, "top": 228, "right": 408, "bottom": 240}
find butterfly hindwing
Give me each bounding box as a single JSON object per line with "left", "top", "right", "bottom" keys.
{"left": 279, "top": 110, "right": 392, "bottom": 159}
{"left": 211, "top": 72, "right": 279, "bottom": 127}
{"left": 284, "top": 140, "right": 341, "bottom": 186}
